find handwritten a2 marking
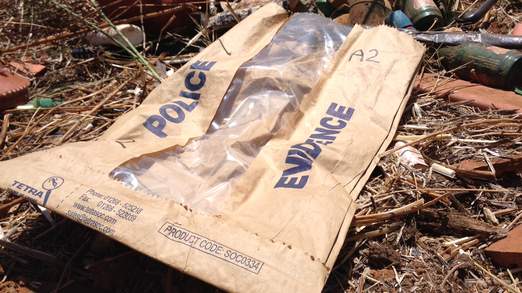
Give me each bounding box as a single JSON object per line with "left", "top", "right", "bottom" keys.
{"left": 349, "top": 49, "right": 380, "bottom": 63}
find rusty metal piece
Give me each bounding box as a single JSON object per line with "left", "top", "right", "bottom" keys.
{"left": 0, "top": 68, "right": 30, "bottom": 112}
{"left": 415, "top": 74, "right": 522, "bottom": 113}
{"left": 344, "top": 0, "right": 389, "bottom": 26}
{"left": 485, "top": 225, "right": 522, "bottom": 268}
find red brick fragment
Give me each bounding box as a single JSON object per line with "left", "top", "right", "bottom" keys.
{"left": 415, "top": 74, "right": 522, "bottom": 113}
{"left": 485, "top": 225, "right": 522, "bottom": 268}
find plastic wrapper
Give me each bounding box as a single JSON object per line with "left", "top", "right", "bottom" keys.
{"left": 111, "top": 14, "right": 352, "bottom": 213}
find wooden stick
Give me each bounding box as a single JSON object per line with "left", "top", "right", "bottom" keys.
{"left": 0, "top": 197, "right": 25, "bottom": 215}
{"left": 493, "top": 207, "right": 518, "bottom": 217}
{"left": 351, "top": 222, "right": 402, "bottom": 241}
{"left": 0, "top": 113, "right": 11, "bottom": 149}
{"left": 0, "top": 238, "right": 59, "bottom": 264}
{"left": 224, "top": 0, "right": 241, "bottom": 23}
{"left": 440, "top": 262, "right": 469, "bottom": 290}
{"left": 353, "top": 199, "right": 424, "bottom": 226}
{"left": 472, "top": 259, "right": 520, "bottom": 293}
{"left": 506, "top": 212, "right": 522, "bottom": 231}
{"left": 447, "top": 238, "right": 479, "bottom": 260}
{"left": 401, "top": 178, "right": 451, "bottom": 205}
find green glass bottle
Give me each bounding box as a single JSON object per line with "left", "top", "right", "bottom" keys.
{"left": 439, "top": 43, "right": 522, "bottom": 90}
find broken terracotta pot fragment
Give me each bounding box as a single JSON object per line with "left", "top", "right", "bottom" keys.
{"left": 0, "top": 68, "right": 30, "bottom": 112}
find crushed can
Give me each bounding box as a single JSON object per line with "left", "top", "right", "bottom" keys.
{"left": 399, "top": 0, "right": 442, "bottom": 31}
{"left": 439, "top": 43, "right": 522, "bottom": 90}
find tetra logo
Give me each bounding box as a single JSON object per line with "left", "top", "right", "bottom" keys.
{"left": 42, "top": 176, "right": 64, "bottom": 191}
{"left": 11, "top": 176, "right": 64, "bottom": 206}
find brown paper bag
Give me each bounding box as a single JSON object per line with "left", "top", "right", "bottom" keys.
{"left": 0, "top": 4, "right": 424, "bottom": 292}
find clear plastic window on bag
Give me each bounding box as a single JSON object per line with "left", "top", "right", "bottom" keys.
{"left": 110, "top": 14, "right": 352, "bottom": 213}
